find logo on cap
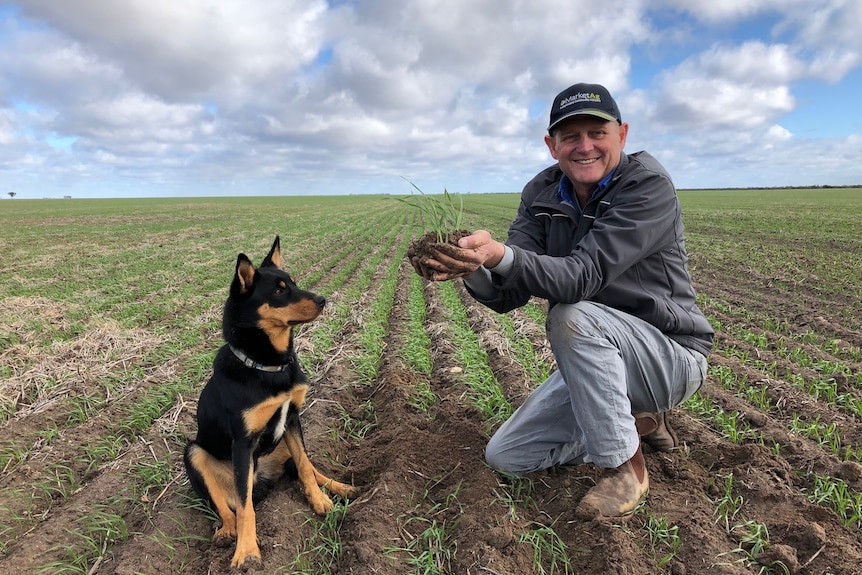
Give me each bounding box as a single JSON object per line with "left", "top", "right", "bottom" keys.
{"left": 559, "top": 92, "right": 603, "bottom": 110}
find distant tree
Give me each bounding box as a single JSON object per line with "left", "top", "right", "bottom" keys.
{"left": 7, "top": 192, "right": 15, "bottom": 199}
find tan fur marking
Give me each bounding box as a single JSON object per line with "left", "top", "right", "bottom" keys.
{"left": 270, "top": 244, "right": 283, "bottom": 269}
{"left": 259, "top": 429, "right": 357, "bottom": 506}
{"left": 284, "top": 426, "right": 333, "bottom": 514}
{"left": 313, "top": 467, "right": 357, "bottom": 498}
{"left": 242, "top": 392, "right": 291, "bottom": 435}
{"left": 255, "top": 387, "right": 305, "bottom": 481}
{"left": 231, "top": 462, "right": 260, "bottom": 568}
{"left": 290, "top": 383, "right": 308, "bottom": 409}
{"left": 187, "top": 445, "right": 238, "bottom": 540}
{"left": 257, "top": 300, "right": 322, "bottom": 352}
{"left": 256, "top": 318, "right": 293, "bottom": 353}
{"left": 256, "top": 440, "right": 294, "bottom": 481}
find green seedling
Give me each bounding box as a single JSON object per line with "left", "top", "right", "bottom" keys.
{"left": 398, "top": 179, "right": 464, "bottom": 243}
{"left": 437, "top": 281, "right": 512, "bottom": 426}
{"left": 712, "top": 472, "right": 744, "bottom": 531}
{"left": 645, "top": 514, "right": 682, "bottom": 567}
{"left": 519, "top": 522, "right": 574, "bottom": 575}
{"left": 289, "top": 499, "right": 350, "bottom": 574}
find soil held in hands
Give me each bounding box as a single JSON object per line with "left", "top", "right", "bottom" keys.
{"left": 406, "top": 229, "right": 472, "bottom": 261}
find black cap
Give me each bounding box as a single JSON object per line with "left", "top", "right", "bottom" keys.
{"left": 548, "top": 83, "right": 621, "bottom": 132}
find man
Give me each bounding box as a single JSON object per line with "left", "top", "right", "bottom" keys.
{"left": 410, "top": 83, "right": 713, "bottom": 519}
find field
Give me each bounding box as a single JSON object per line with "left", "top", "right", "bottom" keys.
{"left": 0, "top": 188, "right": 860, "bottom": 575}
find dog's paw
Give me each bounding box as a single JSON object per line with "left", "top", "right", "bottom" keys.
{"left": 231, "top": 551, "right": 262, "bottom": 571}
{"left": 309, "top": 491, "right": 335, "bottom": 514}
{"left": 337, "top": 484, "right": 359, "bottom": 499}
{"left": 324, "top": 480, "right": 358, "bottom": 500}
{"left": 213, "top": 527, "right": 237, "bottom": 548}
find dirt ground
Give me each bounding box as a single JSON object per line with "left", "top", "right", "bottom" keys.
{"left": 2, "top": 231, "right": 861, "bottom": 574}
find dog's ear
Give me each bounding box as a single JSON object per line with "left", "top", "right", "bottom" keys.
{"left": 261, "top": 235, "right": 283, "bottom": 269}
{"left": 234, "top": 254, "right": 256, "bottom": 295}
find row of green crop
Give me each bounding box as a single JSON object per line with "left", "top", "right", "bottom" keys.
{"left": 5, "top": 194, "right": 854, "bottom": 569}
{"left": 0, "top": 204, "right": 405, "bottom": 572}
{"left": 422, "top": 271, "right": 859, "bottom": 575}
{"left": 702, "top": 295, "right": 862, "bottom": 368}
{"left": 420, "top": 281, "right": 808, "bottom": 574}
{"left": 691, "top": 290, "right": 862, "bottom": 535}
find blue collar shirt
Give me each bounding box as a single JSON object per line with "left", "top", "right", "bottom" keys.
{"left": 556, "top": 169, "right": 616, "bottom": 214}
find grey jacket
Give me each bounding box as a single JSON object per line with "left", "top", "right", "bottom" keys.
{"left": 468, "top": 151, "right": 714, "bottom": 357}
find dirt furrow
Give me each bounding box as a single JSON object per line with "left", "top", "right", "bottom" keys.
{"left": 673, "top": 391, "right": 862, "bottom": 573}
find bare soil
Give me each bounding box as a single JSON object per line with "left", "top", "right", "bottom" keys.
{"left": 2, "top": 232, "right": 861, "bottom": 574}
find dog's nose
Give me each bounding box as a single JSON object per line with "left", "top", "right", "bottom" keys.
{"left": 315, "top": 295, "right": 326, "bottom": 308}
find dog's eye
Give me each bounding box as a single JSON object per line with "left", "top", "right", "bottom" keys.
{"left": 274, "top": 280, "right": 290, "bottom": 297}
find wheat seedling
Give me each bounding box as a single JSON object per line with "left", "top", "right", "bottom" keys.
{"left": 398, "top": 179, "right": 464, "bottom": 243}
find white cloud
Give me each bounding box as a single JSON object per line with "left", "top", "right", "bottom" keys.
{"left": 645, "top": 42, "right": 804, "bottom": 133}
{"left": 655, "top": 0, "right": 861, "bottom": 83}
{"left": 15, "top": 0, "right": 329, "bottom": 102}
{"left": 787, "top": 0, "right": 862, "bottom": 49}
{"left": 765, "top": 124, "right": 793, "bottom": 142}
{"left": 807, "top": 50, "right": 860, "bottom": 84}
{"left": 779, "top": 1, "right": 862, "bottom": 82}
{"left": 703, "top": 42, "right": 802, "bottom": 83}
{"left": 0, "top": 0, "right": 860, "bottom": 197}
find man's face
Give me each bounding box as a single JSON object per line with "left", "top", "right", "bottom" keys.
{"left": 544, "top": 116, "right": 628, "bottom": 196}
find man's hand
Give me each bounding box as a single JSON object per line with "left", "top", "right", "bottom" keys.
{"left": 410, "top": 230, "right": 505, "bottom": 281}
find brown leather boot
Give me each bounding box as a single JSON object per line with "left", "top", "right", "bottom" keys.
{"left": 635, "top": 411, "right": 678, "bottom": 452}
{"left": 575, "top": 445, "right": 649, "bottom": 520}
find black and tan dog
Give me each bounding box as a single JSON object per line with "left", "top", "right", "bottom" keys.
{"left": 184, "top": 236, "right": 355, "bottom": 570}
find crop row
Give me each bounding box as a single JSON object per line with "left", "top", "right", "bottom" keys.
{"left": 1, "top": 191, "right": 860, "bottom": 574}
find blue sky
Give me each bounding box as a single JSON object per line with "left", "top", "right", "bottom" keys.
{"left": 1, "top": 0, "right": 861, "bottom": 199}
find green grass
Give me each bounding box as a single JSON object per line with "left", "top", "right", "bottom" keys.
{"left": 1, "top": 188, "right": 861, "bottom": 573}
{"left": 436, "top": 281, "right": 512, "bottom": 427}
{"left": 384, "top": 482, "right": 463, "bottom": 575}
{"left": 520, "top": 522, "right": 574, "bottom": 575}
{"left": 397, "top": 181, "right": 465, "bottom": 243}
{"left": 680, "top": 188, "right": 862, "bottom": 313}
{"left": 286, "top": 500, "right": 351, "bottom": 575}
{"left": 644, "top": 513, "right": 682, "bottom": 568}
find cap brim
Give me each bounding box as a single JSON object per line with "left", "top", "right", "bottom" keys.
{"left": 548, "top": 109, "right": 619, "bottom": 131}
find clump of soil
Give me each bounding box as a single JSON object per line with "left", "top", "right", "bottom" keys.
{"left": 406, "top": 229, "right": 472, "bottom": 261}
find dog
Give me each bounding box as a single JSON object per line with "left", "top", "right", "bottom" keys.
{"left": 183, "top": 236, "right": 356, "bottom": 570}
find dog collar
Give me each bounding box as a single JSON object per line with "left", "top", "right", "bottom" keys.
{"left": 228, "top": 344, "right": 293, "bottom": 372}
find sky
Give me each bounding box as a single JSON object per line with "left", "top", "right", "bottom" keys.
{"left": 1, "top": 0, "right": 861, "bottom": 199}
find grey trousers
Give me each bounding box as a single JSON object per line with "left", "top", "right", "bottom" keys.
{"left": 485, "top": 301, "right": 707, "bottom": 474}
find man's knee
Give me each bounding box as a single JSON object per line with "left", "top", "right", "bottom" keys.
{"left": 547, "top": 301, "right": 602, "bottom": 348}
{"left": 485, "top": 434, "right": 530, "bottom": 475}
{"left": 485, "top": 435, "right": 512, "bottom": 473}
